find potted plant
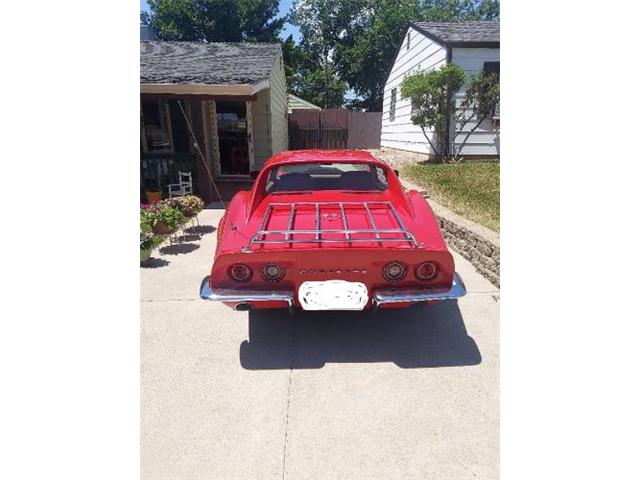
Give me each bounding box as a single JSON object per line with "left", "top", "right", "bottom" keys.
{"left": 174, "top": 195, "right": 205, "bottom": 217}
{"left": 144, "top": 180, "right": 163, "bottom": 203}
{"left": 145, "top": 189, "right": 162, "bottom": 203}
{"left": 149, "top": 203, "right": 186, "bottom": 234}
{"left": 140, "top": 230, "right": 154, "bottom": 263}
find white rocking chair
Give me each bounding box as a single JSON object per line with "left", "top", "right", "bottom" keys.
{"left": 167, "top": 171, "right": 193, "bottom": 198}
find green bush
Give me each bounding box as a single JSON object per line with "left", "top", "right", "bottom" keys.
{"left": 174, "top": 195, "right": 205, "bottom": 217}
{"left": 141, "top": 202, "right": 186, "bottom": 233}
{"left": 140, "top": 231, "right": 155, "bottom": 250}
{"left": 153, "top": 206, "right": 186, "bottom": 231}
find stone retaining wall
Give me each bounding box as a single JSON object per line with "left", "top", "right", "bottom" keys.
{"left": 438, "top": 216, "right": 500, "bottom": 287}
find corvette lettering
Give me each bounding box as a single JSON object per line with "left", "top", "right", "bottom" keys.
{"left": 299, "top": 269, "right": 368, "bottom": 275}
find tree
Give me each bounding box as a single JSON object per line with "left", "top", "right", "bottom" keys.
{"left": 334, "top": 0, "right": 422, "bottom": 111}
{"left": 288, "top": 0, "right": 365, "bottom": 108}
{"left": 291, "top": 64, "right": 347, "bottom": 108}
{"left": 281, "top": 34, "right": 303, "bottom": 88}
{"left": 422, "top": 0, "right": 500, "bottom": 22}
{"left": 452, "top": 71, "right": 499, "bottom": 160}
{"left": 400, "top": 64, "right": 465, "bottom": 161}
{"left": 147, "top": 0, "right": 285, "bottom": 42}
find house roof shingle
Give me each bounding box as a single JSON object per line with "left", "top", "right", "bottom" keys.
{"left": 410, "top": 21, "right": 499, "bottom": 47}
{"left": 140, "top": 41, "right": 281, "bottom": 85}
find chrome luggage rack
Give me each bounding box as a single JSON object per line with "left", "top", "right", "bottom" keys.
{"left": 244, "top": 201, "right": 419, "bottom": 250}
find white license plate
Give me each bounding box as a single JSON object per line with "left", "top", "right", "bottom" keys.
{"left": 298, "top": 280, "right": 369, "bottom": 311}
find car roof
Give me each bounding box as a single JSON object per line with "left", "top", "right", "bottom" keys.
{"left": 262, "top": 150, "right": 388, "bottom": 170}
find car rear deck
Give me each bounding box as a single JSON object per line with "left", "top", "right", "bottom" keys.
{"left": 245, "top": 201, "right": 420, "bottom": 251}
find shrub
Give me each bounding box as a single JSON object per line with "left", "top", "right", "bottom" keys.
{"left": 142, "top": 202, "right": 186, "bottom": 233}
{"left": 174, "top": 195, "right": 205, "bottom": 217}
{"left": 140, "top": 231, "right": 154, "bottom": 250}
{"left": 140, "top": 204, "right": 153, "bottom": 230}
{"left": 153, "top": 206, "right": 186, "bottom": 232}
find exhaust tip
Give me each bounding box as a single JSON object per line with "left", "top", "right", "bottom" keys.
{"left": 234, "top": 303, "right": 252, "bottom": 311}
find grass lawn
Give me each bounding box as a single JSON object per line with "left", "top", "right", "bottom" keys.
{"left": 401, "top": 162, "right": 500, "bottom": 232}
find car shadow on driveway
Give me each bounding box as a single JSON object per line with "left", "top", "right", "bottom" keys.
{"left": 239, "top": 300, "right": 481, "bottom": 370}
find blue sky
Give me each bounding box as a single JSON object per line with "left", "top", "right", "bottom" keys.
{"left": 139, "top": 0, "right": 301, "bottom": 42}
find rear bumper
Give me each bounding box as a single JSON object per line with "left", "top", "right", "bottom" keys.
{"left": 199, "top": 273, "right": 466, "bottom": 309}
{"left": 199, "top": 276, "right": 294, "bottom": 307}
{"left": 372, "top": 272, "right": 466, "bottom": 306}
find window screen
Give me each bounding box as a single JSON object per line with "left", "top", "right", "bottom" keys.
{"left": 483, "top": 62, "right": 500, "bottom": 81}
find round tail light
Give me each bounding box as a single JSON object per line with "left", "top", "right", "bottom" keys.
{"left": 260, "top": 263, "right": 285, "bottom": 282}
{"left": 415, "top": 261, "right": 438, "bottom": 281}
{"left": 228, "top": 263, "right": 252, "bottom": 282}
{"left": 383, "top": 261, "right": 407, "bottom": 282}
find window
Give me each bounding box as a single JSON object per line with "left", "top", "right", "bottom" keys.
{"left": 483, "top": 62, "right": 500, "bottom": 116}
{"left": 483, "top": 61, "right": 500, "bottom": 81}
{"left": 407, "top": 31, "right": 411, "bottom": 50}
{"left": 141, "top": 100, "right": 173, "bottom": 152}
{"left": 167, "top": 100, "right": 190, "bottom": 153}
{"left": 390, "top": 88, "right": 397, "bottom": 122}
{"left": 265, "top": 163, "right": 388, "bottom": 193}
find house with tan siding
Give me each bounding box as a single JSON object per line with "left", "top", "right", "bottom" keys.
{"left": 287, "top": 94, "right": 321, "bottom": 113}
{"left": 381, "top": 22, "right": 499, "bottom": 158}
{"left": 140, "top": 41, "right": 288, "bottom": 202}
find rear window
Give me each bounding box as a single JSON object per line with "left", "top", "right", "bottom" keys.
{"left": 265, "top": 163, "right": 388, "bottom": 193}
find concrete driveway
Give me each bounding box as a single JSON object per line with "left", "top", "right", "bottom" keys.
{"left": 141, "top": 206, "right": 499, "bottom": 480}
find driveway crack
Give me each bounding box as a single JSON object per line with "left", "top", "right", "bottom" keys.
{"left": 281, "top": 318, "right": 297, "bottom": 480}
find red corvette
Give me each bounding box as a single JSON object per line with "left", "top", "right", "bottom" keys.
{"left": 200, "top": 150, "right": 465, "bottom": 311}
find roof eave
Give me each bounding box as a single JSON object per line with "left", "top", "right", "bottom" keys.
{"left": 409, "top": 22, "right": 448, "bottom": 47}
{"left": 409, "top": 22, "right": 499, "bottom": 48}
{"left": 140, "top": 79, "right": 270, "bottom": 96}
{"left": 447, "top": 41, "right": 500, "bottom": 48}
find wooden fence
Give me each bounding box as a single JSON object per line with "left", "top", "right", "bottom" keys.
{"left": 288, "top": 109, "right": 382, "bottom": 150}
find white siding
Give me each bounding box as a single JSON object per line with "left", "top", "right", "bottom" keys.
{"left": 380, "top": 29, "right": 500, "bottom": 157}
{"left": 451, "top": 47, "right": 500, "bottom": 156}
{"left": 269, "top": 53, "right": 289, "bottom": 159}
{"left": 380, "top": 26, "right": 447, "bottom": 154}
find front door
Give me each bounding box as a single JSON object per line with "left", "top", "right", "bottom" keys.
{"left": 216, "top": 101, "right": 251, "bottom": 176}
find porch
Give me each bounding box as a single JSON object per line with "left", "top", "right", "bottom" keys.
{"left": 140, "top": 94, "right": 257, "bottom": 203}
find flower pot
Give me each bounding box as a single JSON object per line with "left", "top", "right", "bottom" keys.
{"left": 140, "top": 248, "right": 151, "bottom": 263}
{"left": 152, "top": 222, "right": 175, "bottom": 235}
{"left": 146, "top": 190, "right": 162, "bottom": 203}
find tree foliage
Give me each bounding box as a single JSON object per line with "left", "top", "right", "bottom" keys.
{"left": 334, "top": 1, "right": 423, "bottom": 111}
{"left": 287, "top": 0, "right": 361, "bottom": 108}
{"left": 148, "top": 0, "right": 285, "bottom": 42}
{"left": 281, "top": 34, "right": 303, "bottom": 87}
{"left": 400, "top": 64, "right": 465, "bottom": 161}
{"left": 290, "top": 64, "right": 347, "bottom": 109}
{"left": 422, "top": 0, "right": 500, "bottom": 22}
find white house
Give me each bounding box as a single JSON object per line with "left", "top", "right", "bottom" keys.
{"left": 381, "top": 21, "right": 500, "bottom": 157}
